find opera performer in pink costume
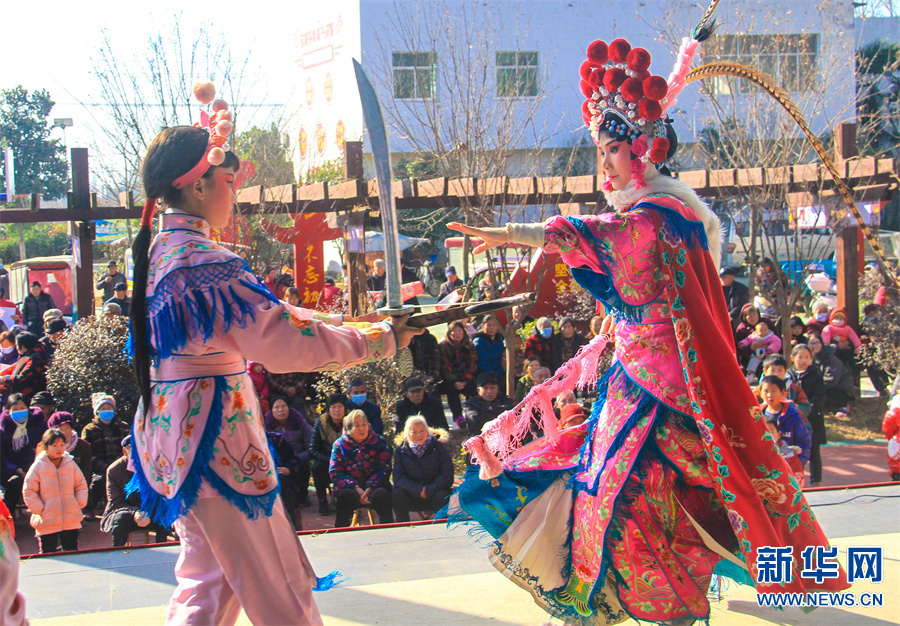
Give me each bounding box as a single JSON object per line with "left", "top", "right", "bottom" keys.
{"left": 447, "top": 17, "right": 849, "bottom": 626}
{"left": 126, "top": 83, "right": 421, "bottom": 625}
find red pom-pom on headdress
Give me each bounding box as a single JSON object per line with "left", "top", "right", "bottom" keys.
{"left": 192, "top": 81, "right": 216, "bottom": 105}
{"left": 587, "top": 40, "right": 608, "bottom": 64}
{"left": 635, "top": 70, "right": 651, "bottom": 82}
{"left": 620, "top": 77, "right": 644, "bottom": 103}
{"left": 579, "top": 60, "right": 595, "bottom": 81}
{"left": 608, "top": 38, "right": 631, "bottom": 63}
{"left": 626, "top": 48, "right": 651, "bottom": 73}
{"left": 638, "top": 99, "right": 663, "bottom": 122}
{"left": 579, "top": 79, "right": 594, "bottom": 98}
{"left": 603, "top": 68, "right": 627, "bottom": 92}
{"left": 587, "top": 67, "right": 605, "bottom": 88}
{"left": 649, "top": 149, "right": 668, "bottom": 163}
{"left": 643, "top": 76, "right": 669, "bottom": 101}
{"left": 652, "top": 137, "right": 670, "bottom": 153}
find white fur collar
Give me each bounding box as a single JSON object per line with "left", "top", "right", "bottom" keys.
{"left": 603, "top": 170, "right": 722, "bottom": 270}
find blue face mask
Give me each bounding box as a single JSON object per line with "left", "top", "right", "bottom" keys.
{"left": 98, "top": 410, "right": 115, "bottom": 423}
{"left": 540, "top": 327, "right": 553, "bottom": 339}
{"left": 815, "top": 313, "right": 828, "bottom": 322}
{"left": 11, "top": 409, "right": 29, "bottom": 423}
{"left": 351, "top": 394, "right": 367, "bottom": 406}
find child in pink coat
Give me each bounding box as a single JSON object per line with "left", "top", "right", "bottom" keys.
{"left": 23, "top": 428, "right": 88, "bottom": 553}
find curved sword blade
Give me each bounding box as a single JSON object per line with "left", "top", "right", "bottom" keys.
{"left": 352, "top": 58, "right": 410, "bottom": 314}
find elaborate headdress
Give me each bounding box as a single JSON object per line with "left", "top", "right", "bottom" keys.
{"left": 171, "top": 81, "right": 235, "bottom": 189}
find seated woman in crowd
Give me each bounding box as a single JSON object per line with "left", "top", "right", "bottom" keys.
{"left": 0, "top": 330, "right": 18, "bottom": 367}
{"left": 551, "top": 316, "right": 588, "bottom": 373}
{"left": 524, "top": 317, "right": 555, "bottom": 369}
{"left": 438, "top": 321, "right": 479, "bottom": 426}
{"left": 807, "top": 333, "right": 855, "bottom": 415}
{"left": 734, "top": 304, "right": 762, "bottom": 360}
{"left": 392, "top": 415, "right": 453, "bottom": 522}
{"left": 81, "top": 393, "right": 130, "bottom": 516}
{"left": 0, "top": 332, "right": 47, "bottom": 403}
{"left": 472, "top": 315, "right": 506, "bottom": 395}
{"left": 309, "top": 393, "right": 348, "bottom": 515}
{"left": 0, "top": 393, "right": 47, "bottom": 512}
{"left": 329, "top": 409, "right": 393, "bottom": 527}
{"left": 265, "top": 396, "right": 312, "bottom": 507}
{"left": 515, "top": 356, "right": 542, "bottom": 402}
{"left": 23, "top": 428, "right": 88, "bottom": 553}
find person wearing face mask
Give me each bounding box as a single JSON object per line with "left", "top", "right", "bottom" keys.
{"left": 0, "top": 330, "right": 18, "bottom": 367}
{"left": 805, "top": 301, "right": 832, "bottom": 336}
{"left": 0, "top": 332, "right": 47, "bottom": 404}
{"left": 0, "top": 393, "right": 48, "bottom": 512}
{"left": 346, "top": 377, "right": 383, "bottom": 436}
{"left": 81, "top": 393, "right": 130, "bottom": 516}
{"left": 524, "top": 317, "right": 555, "bottom": 370}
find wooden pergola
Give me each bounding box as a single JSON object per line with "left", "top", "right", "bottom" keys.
{"left": 2, "top": 136, "right": 896, "bottom": 322}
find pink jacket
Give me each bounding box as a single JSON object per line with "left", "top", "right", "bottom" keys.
{"left": 23, "top": 451, "right": 88, "bottom": 536}
{"left": 822, "top": 325, "right": 861, "bottom": 349}
{"left": 738, "top": 331, "right": 781, "bottom": 356}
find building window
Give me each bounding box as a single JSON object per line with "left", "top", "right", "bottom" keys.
{"left": 496, "top": 51, "right": 539, "bottom": 97}
{"left": 392, "top": 51, "right": 436, "bottom": 99}
{"left": 703, "top": 34, "right": 819, "bottom": 95}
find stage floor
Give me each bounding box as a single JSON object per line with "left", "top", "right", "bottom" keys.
{"left": 21, "top": 485, "right": 900, "bottom": 625}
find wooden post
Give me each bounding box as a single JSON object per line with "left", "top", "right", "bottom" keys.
{"left": 833, "top": 123, "right": 860, "bottom": 332}
{"left": 70, "top": 148, "right": 95, "bottom": 319}
{"left": 343, "top": 141, "right": 369, "bottom": 317}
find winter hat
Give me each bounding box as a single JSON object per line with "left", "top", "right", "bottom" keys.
{"left": 92, "top": 392, "right": 116, "bottom": 414}
{"left": 560, "top": 403, "right": 586, "bottom": 423}
{"left": 30, "top": 391, "right": 55, "bottom": 407}
{"left": 47, "top": 319, "right": 68, "bottom": 334}
{"left": 47, "top": 411, "right": 75, "bottom": 429}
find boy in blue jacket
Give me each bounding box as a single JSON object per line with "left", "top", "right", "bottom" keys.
{"left": 760, "top": 374, "right": 812, "bottom": 467}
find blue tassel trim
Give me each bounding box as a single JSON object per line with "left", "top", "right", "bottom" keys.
{"left": 565, "top": 203, "right": 707, "bottom": 323}
{"left": 313, "top": 570, "right": 349, "bottom": 591}
{"left": 127, "top": 259, "right": 279, "bottom": 366}
{"left": 126, "top": 375, "right": 279, "bottom": 526}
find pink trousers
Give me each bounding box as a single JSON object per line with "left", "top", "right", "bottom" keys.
{"left": 165, "top": 496, "right": 323, "bottom": 625}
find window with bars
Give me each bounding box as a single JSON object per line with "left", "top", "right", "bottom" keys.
{"left": 392, "top": 51, "right": 437, "bottom": 99}
{"left": 496, "top": 51, "right": 539, "bottom": 97}
{"left": 703, "top": 34, "right": 819, "bottom": 95}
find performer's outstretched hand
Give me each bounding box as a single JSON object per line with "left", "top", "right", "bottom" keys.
{"left": 447, "top": 222, "right": 508, "bottom": 254}
{"left": 388, "top": 314, "right": 425, "bottom": 349}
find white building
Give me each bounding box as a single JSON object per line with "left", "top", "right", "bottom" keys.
{"left": 285, "top": 0, "right": 867, "bottom": 181}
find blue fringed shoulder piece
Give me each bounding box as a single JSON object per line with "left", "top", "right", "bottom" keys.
{"left": 313, "top": 570, "right": 349, "bottom": 591}
{"left": 132, "top": 258, "right": 280, "bottom": 366}
{"left": 632, "top": 195, "right": 710, "bottom": 252}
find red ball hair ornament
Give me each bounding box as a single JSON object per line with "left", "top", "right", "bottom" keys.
{"left": 649, "top": 149, "right": 668, "bottom": 163}
{"left": 603, "top": 68, "right": 627, "bottom": 92}
{"left": 621, "top": 77, "right": 644, "bottom": 103}
{"left": 638, "top": 98, "right": 663, "bottom": 122}
{"left": 587, "top": 67, "right": 605, "bottom": 88}
{"left": 652, "top": 137, "right": 670, "bottom": 153}
{"left": 587, "top": 40, "right": 609, "bottom": 64}
{"left": 608, "top": 38, "right": 631, "bottom": 63}
{"left": 626, "top": 48, "right": 651, "bottom": 73}
{"left": 580, "top": 60, "right": 594, "bottom": 81}
{"left": 643, "top": 76, "right": 669, "bottom": 101}
{"left": 580, "top": 79, "right": 594, "bottom": 98}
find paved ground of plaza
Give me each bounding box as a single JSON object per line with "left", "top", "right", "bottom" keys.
{"left": 19, "top": 484, "right": 900, "bottom": 625}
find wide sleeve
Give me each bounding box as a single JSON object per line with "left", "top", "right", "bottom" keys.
{"left": 148, "top": 257, "right": 396, "bottom": 373}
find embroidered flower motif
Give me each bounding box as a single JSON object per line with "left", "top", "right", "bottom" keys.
{"left": 232, "top": 392, "right": 245, "bottom": 410}
{"left": 282, "top": 311, "right": 314, "bottom": 336}
{"left": 200, "top": 379, "right": 211, "bottom": 390}
{"left": 673, "top": 318, "right": 692, "bottom": 346}
{"left": 698, "top": 421, "right": 713, "bottom": 445}
{"left": 185, "top": 423, "right": 194, "bottom": 438}
{"left": 751, "top": 477, "right": 786, "bottom": 505}
{"left": 177, "top": 457, "right": 185, "bottom": 467}
{"left": 727, "top": 510, "right": 745, "bottom": 533}
{"left": 254, "top": 479, "right": 270, "bottom": 491}
{"left": 156, "top": 396, "right": 168, "bottom": 413}
{"left": 220, "top": 457, "right": 230, "bottom": 466}
{"left": 658, "top": 221, "right": 682, "bottom": 247}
